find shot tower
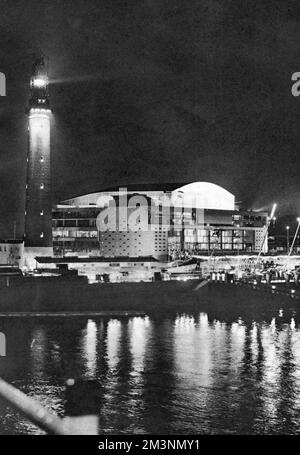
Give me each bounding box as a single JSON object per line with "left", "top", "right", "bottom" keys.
{"left": 24, "top": 57, "right": 53, "bottom": 263}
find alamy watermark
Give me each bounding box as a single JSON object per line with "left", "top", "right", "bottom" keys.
{"left": 95, "top": 187, "right": 206, "bottom": 233}
{"left": 0, "top": 72, "right": 5, "bottom": 96}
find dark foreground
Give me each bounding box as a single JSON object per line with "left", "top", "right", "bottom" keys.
{"left": 0, "top": 277, "right": 299, "bottom": 320}
{"left": 1, "top": 280, "right": 300, "bottom": 434}
{"left": 1, "top": 305, "right": 300, "bottom": 434}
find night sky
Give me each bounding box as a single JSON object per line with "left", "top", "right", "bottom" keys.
{"left": 1, "top": 0, "right": 300, "bottom": 237}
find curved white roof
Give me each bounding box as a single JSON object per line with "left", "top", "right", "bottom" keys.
{"left": 60, "top": 181, "right": 235, "bottom": 211}
{"left": 171, "top": 182, "right": 235, "bottom": 210}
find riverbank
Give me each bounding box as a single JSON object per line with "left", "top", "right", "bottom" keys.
{"left": 0, "top": 276, "right": 299, "bottom": 319}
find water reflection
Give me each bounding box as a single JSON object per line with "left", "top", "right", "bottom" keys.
{"left": 106, "top": 319, "right": 121, "bottom": 372}
{"left": 81, "top": 319, "right": 97, "bottom": 378}
{"left": 1, "top": 309, "right": 300, "bottom": 434}
{"left": 30, "top": 328, "right": 47, "bottom": 379}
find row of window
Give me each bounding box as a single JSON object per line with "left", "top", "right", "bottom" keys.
{"left": 54, "top": 220, "right": 96, "bottom": 228}
{"left": 53, "top": 230, "right": 98, "bottom": 238}
{"left": 53, "top": 211, "right": 100, "bottom": 219}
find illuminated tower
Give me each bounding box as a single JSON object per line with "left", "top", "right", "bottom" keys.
{"left": 24, "top": 57, "right": 53, "bottom": 261}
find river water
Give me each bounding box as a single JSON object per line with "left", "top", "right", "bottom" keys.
{"left": 1, "top": 307, "right": 300, "bottom": 434}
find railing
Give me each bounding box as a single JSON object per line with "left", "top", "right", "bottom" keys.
{"left": 0, "top": 377, "right": 98, "bottom": 435}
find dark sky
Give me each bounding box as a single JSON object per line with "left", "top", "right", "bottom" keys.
{"left": 1, "top": 0, "right": 300, "bottom": 237}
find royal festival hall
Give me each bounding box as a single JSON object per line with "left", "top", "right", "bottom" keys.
{"left": 51, "top": 181, "right": 268, "bottom": 262}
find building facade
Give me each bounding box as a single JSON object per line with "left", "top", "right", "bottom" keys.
{"left": 52, "top": 182, "right": 269, "bottom": 261}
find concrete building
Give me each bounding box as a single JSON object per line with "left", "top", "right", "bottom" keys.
{"left": 52, "top": 182, "right": 269, "bottom": 261}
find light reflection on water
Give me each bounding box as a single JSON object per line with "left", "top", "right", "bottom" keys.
{"left": 1, "top": 310, "right": 300, "bottom": 434}
{"left": 82, "top": 319, "right": 97, "bottom": 378}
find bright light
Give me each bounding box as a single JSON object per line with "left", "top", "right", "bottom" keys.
{"left": 270, "top": 203, "right": 277, "bottom": 219}
{"left": 286, "top": 226, "right": 290, "bottom": 230}
{"left": 32, "top": 78, "right": 46, "bottom": 88}
{"left": 29, "top": 108, "right": 51, "bottom": 114}
{"left": 297, "top": 217, "right": 300, "bottom": 223}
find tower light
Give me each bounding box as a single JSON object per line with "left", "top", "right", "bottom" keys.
{"left": 24, "top": 57, "right": 52, "bottom": 257}
{"left": 32, "top": 77, "right": 47, "bottom": 88}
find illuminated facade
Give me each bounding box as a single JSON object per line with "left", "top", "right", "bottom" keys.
{"left": 52, "top": 182, "right": 269, "bottom": 260}
{"left": 24, "top": 58, "right": 53, "bottom": 261}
